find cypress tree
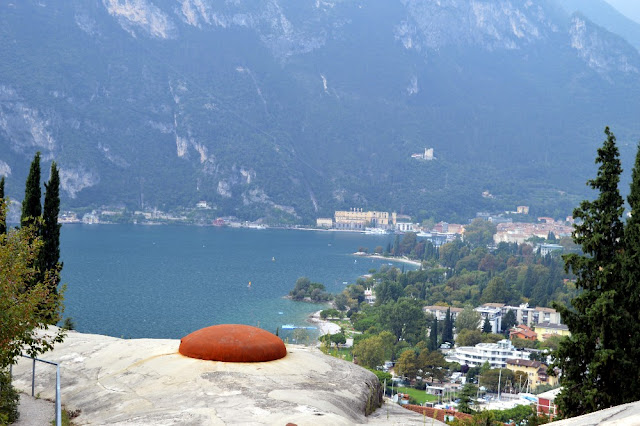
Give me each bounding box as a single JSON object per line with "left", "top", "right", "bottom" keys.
{"left": 41, "top": 161, "right": 62, "bottom": 292}
{"left": 442, "top": 307, "right": 454, "bottom": 344}
{"left": 21, "top": 152, "right": 42, "bottom": 228}
{"left": 482, "top": 316, "right": 491, "bottom": 334}
{"left": 392, "top": 235, "right": 400, "bottom": 256}
{"left": 623, "top": 142, "right": 640, "bottom": 389}
{"left": 428, "top": 317, "right": 438, "bottom": 351}
{"left": 0, "top": 176, "right": 6, "bottom": 235}
{"left": 552, "top": 127, "right": 633, "bottom": 417}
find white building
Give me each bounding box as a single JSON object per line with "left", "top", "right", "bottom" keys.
{"left": 423, "top": 306, "right": 463, "bottom": 322}
{"left": 395, "top": 222, "right": 417, "bottom": 232}
{"left": 503, "top": 303, "right": 562, "bottom": 327}
{"left": 475, "top": 305, "right": 502, "bottom": 334}
{"left": 538, "top": 243, "right": 563, "bottom": 256}
{"left": 446, "top": 339, "right": 530, "bottom": 369}
{"left": 364, "top": 288, "right": 376, "bottom": 305}
{"left": 481, "top": 303, "right": 562, "bottom": 328}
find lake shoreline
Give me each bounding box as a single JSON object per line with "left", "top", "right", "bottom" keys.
{"left": 354, "top": 253, "right": 422, "bottom": 267}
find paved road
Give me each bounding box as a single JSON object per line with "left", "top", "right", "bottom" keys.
{"left": 15, "top": 393, "right": 54, "bottom": 426}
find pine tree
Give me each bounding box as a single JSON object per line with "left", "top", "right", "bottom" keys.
{"left": 552, "top": 127, "right": 634, "bottom": 417}
{"left": 428, "top": 317, "right": 438, "bottom": 351}
{"left": 21, "top": 152, "right": 42, "bottom": 228}
{"left": 40, "top": 161, "right": 62, "bottom": 294}
{"left": 0, "top": 176, "right": 6, "bottom": 235}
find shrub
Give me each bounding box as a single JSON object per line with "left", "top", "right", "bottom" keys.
{"left": 0, "top": 370, "right": 19, "bottom": 424}
{"left": 368, "top": 369, "right": 392, "bottom": 384}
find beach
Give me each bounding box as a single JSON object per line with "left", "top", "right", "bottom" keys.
{"left": 308, "top": 310, "right": 342, "bottom": 336}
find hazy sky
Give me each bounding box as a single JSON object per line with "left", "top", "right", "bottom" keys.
{"left": 603, "top": 0, "right": 640, "bottom": 24}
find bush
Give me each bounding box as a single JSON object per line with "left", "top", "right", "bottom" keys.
{"left": 368, "top": 369, "right": 392, "bottom": 384}
{"left": 62, "top": 317, "right": 75, "bottom": 331}
{"left": 0, "top": 370, "right": 19, "bottom": 424}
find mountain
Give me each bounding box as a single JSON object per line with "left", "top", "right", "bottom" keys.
{"left": 560, "top": 0, "right": 640, "bottom": 52}
{"left": 1, "top": 0, "right": 640, "bottom": 223}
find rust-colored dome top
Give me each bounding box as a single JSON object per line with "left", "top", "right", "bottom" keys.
{"left": 179, "top": 324, "right": 287, "bottom": 362}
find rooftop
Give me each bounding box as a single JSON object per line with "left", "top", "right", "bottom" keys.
{"left": 536, "top": 322, "right": 569, "bottom": 331}
{"left": 506, "top": 359, "right": 545, "bottom": 369}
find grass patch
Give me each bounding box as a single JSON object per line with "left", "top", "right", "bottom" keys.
{"left": 393, "top": 387, "right": 440, "bottom": 405}
{"left": 321, "top": 346, "right": 353, "bottom": 361}
{"left": 51, "top": 408, "right": 81, "bottom": 426}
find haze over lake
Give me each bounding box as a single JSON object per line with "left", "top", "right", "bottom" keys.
{"left": 61, "top": 225, "right": 413, "bottom": 340}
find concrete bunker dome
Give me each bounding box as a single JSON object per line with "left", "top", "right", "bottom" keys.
{"left": 179, "top": 324, "right": 287, "bottom": 362}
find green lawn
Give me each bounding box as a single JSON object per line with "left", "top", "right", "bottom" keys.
{"left": 393, "top": 387, "right": 440, "bottom": 405}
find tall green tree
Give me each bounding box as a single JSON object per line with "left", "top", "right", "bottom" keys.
{"left": 0, "top": 176, "right": 5, "bottom": 235}
{"left": 464, "top": 218, "right": 497, "bottom": 248}
{"left": 395, "top": 349, "right": 418, "bottom": 380}
{"left": 622, "top": 141, "right": 640, "bottom": 399}
{"left": 21, "top": 152, "right": 42, "bottom": 228}
{"left": 428, "top": 317, "right": 438, "bottom": 351}
{"left": 40, "top": 161, "right": 62, "bottom": 294}
{"left": 501, "top": 309, "right": 517, "bottom": 333}
{"left": 380, "top": 298, "right": 427, "bottom": 344}
{"left": 457, "top": 383, "right": 478, "bottom": 414}
{"left": 352, "top": 335, "right": 385, "bottom": 369}
{"left": 442, "top": 307, "right": 454, "bottom": 344}
{"left": 482, "top": 316, "right": 492, "bottom": 333}
{"left": 455, "top": 305, "right": 481, "bottom": 332}
{"left": 552, "top": 127, "right": 634, "bottom": 417}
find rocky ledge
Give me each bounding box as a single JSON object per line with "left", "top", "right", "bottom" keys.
{"left": 10, "top": 329, "right": 430, "bottom": 425}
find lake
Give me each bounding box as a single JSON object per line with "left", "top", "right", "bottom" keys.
{"left": 60, "top": 225, "right": 414, "bottom": 340}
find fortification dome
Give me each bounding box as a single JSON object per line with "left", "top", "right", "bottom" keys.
{"left": 179, "top": 324, "right": 287, "bottom": 362}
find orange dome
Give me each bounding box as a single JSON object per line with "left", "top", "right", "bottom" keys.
{"left": 179, "top": 324, "right": 287, "bottom": 362}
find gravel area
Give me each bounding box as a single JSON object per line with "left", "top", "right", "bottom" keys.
{"left": 15, "top": 393, "right": 55, "bottom": 426}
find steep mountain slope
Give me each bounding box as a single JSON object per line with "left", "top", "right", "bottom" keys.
{"left": 560, "top": 0, "right": 640, "bottom": 52}
{"left": 1, "top": 0, "right": 639, "bottom": 222}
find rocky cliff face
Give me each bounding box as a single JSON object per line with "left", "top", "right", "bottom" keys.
{"left": 1, "top": 0, "right": 639, "bottom": 221}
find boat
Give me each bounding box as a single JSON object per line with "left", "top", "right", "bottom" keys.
{"left": 364, "top": 227, "right": 388, "bottom": 235}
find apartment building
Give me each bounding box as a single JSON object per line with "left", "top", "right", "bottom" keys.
{"left": 445, "top": 339, "right": 530, "bottom": 369}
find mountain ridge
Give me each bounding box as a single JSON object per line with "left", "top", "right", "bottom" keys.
{"left": 1, "top": 0, "right": 639, "bottom": 222}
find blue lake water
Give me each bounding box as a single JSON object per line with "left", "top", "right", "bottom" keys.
{"left": 60, "top": 225, "right": 413, "bottom": 340}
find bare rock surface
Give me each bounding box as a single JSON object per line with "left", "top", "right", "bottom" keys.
{"left": 10, "top": 330, "right": 434, "bottom": 425}
{"left": 549, "top": 400, "right": 640, "bottom": 426}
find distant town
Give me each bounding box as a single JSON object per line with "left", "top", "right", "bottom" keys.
{"left": 316, "top": 207, "right": 574, "bottom": 254}
{"left": 57, "top": 204, "right": 575, "bottom": 254}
